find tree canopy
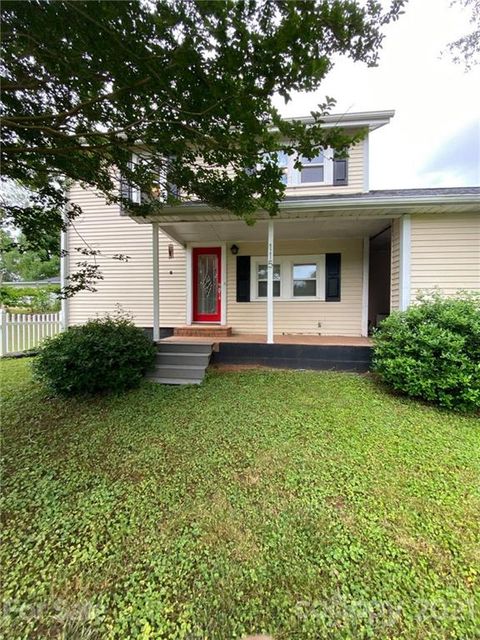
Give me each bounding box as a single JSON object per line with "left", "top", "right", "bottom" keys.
{"left": 1, "top": 0, "right": 404, "bottom": 292}
{"left": 446, "top": 0, "right": 480, "bottom": 69}
{"left": 0, "top": 228, "right": 60, "bottom": 283}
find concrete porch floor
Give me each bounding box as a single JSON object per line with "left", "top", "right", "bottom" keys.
{"left": 160, "top": 334, "right": 372, "bottom": 347}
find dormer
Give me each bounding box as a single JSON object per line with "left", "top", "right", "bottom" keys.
{"left": 119, "top": 109, "right": 395, "bottom": 216}
{"left": 279, "top": 110, "right": 394, "bottom": 196}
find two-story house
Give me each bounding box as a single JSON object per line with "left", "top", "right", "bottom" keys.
{"left": 64, "top": 110, "right": 480, "bottom": 382}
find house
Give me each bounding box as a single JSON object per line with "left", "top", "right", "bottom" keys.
{"left": 63, "top": 110, "right": 480, "bottom": 382}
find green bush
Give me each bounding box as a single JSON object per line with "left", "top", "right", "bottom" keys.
{"left": 0, "top": 285, "right": 61, "bottom": 312}
{"left": 373, "top": 292, "right": 480, "bottom": 413}
{"left": 33, "top": 315, "right": 156, "bottom": 396}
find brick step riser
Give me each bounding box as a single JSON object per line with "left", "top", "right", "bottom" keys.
{"left": 174, "top": 327, "right": 232, "bottom": 338}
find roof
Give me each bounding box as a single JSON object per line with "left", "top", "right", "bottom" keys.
{"left": 284, "top": 109, "right": 395, "bottom": 131}
{"left": 128, "top": 186, "right": 480, "bottom": 226}
{"left": 133, "top": 185, "right": 479, "bottom": 244}
{"left": 281, "top": 186, "right": 480, "bottom": 204}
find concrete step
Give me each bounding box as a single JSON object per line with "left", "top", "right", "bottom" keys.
{"left": 151, "top": 364, "right": 207, "bottom": 380}
{"left": 148, "top": 376, "right": 202, "bottom": 385}
{"left": 150, "top": 342, "right": 213, "bottom": 385}
{"left": 156, "top": 352, "right": 211, "bottom": 366}
{"left": 157, "top": 341, "right": 213, "bottom": 355}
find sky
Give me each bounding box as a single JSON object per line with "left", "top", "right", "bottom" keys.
{"left": 274, "top": 0, "right": 480, "bottom": 190}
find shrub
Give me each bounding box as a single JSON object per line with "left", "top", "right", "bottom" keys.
{"left": 33, "top": 314, "right": 156, "bottom": 396}
{"left": 373, "top": 292, "right": 480, "bottom": 413}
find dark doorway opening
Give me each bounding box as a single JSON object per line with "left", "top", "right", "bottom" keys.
{"left": 368, "top": 227, "right": 391, "bottom": 333}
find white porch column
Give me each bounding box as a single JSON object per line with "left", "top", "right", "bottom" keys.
{"left": 267, "top": 220, "right": 275, "bottom": 344}
{"left": 152, "top": 222, "right": 160, "bottom": 341}
{"left": 361, "top": 237, "right": 369, "bottom": 337}
{"left": 399, "top": 214, "right": 411, "bottom": 311}
{"left": 60, "top": 211, "right": 69, "bottom": 331}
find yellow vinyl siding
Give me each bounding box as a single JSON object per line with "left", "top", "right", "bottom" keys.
{"left": 410, "top": 213, "right": 480, "bottom": 299}
{"left": 189, "top": 137, "right": 365, "bottom": 201}
{"left": 67, "top": 185, "right": 366, "bottom": 336}
{"left": 67, "top": 184, "right": 186, "bottom": 327}
{"left": 390, "top": 218, "right": 400, "bottom": 310}
{"left": 227, "top": 239, "right": 364, "bottom": 336}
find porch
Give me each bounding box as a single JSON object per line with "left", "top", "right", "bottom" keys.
{"left": 153, "top": 333, "right": 373, "bottom": 381}
{"left": 141, "top": 208, "right": 393, "bottom": 383}
{"left": 146, "top": 212, "right": 399, "bottom": 343}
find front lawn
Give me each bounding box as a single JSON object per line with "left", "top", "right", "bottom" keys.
{"left": 1, "top": 359, "right": 479, "bottom": 639}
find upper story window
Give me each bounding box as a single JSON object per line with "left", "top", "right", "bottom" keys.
{"left": 267, "top": 148, "right": 339, "bottom": 187}
{"left": 300, "top": 152, "right": 326, "bottom": 184}
{"left": 277, "top": 151, "right": 289, "bottom": 185}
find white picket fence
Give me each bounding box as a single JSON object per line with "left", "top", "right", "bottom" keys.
{"left": 0, "top": 310, "right": 63, "bottom": 356}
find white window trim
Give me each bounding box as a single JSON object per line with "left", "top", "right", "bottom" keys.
{"left": 251, "top": 254, "right": 326, "bottom": 301}
{"left": 289, "top": 149, "right": 334, "bottom": 187}
{"left": 251, "top": 258, "right": 283, "bottom": 300}
{"left": 261, "top": 149, "right": 334, "bottom": 188}
{"left": 130, "top": 153, "right": 142, "bottom": 204}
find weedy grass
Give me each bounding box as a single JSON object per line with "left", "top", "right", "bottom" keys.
{"left": 1, "top": 358, "right": 479, "bottom": 639}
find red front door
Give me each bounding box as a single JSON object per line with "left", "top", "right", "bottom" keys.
{"left": 193, "top": 247, "right": 222, "bottom": 322}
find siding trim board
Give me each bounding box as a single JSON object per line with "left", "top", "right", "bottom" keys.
{"left": 399, "top": 214, "right": 411, "bottom": 311}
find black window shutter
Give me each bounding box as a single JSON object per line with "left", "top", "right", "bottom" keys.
{"left": 236, "top": 256, "right": 251, "bottom": 302}
{"left": 119, "top": 175, "right": 131, "bottom": 213}
{"left": 333, "top": 159, "right": 348, "bottom": 185}
{"left": 119, "top": 174, "right": 131, "bottom": 200}
{"left": 325, "top": 253, "right": 341, "bottom": 301}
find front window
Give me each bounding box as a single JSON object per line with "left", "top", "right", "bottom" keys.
{"left": 251, "top": 255, "right": 326, "bottom": 300}
{"left": 257, "top": 263, "right": 281, "bottom": 297}
{"left": 293, "top": 263, "right": 317, "bottom": 296}
{"left": 300, "top": 151, "right": 325, "bottom": 183}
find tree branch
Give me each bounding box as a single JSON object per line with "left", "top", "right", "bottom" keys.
{"left": 2, "top": 77, "right": 152, "bottom": 124}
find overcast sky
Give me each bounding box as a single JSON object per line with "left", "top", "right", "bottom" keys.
{"left": 274, "top": 0, "right": 480, "bottom": 190}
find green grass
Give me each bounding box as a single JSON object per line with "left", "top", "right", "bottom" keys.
{"left": 1, "top": 359, "right": 479, "bottom": 639}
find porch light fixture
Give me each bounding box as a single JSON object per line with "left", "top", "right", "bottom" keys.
{"left": 230, "top": 244, "right": 239, "bottom": 255}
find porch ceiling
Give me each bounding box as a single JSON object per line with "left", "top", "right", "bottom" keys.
{"left": 159, "top": 216, "right": 391, "bottom": 245}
